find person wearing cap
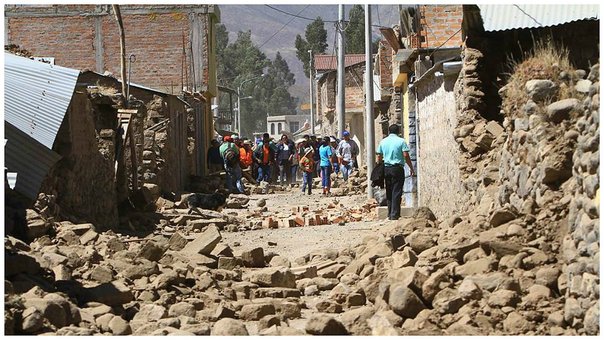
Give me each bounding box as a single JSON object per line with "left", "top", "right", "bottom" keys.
{"left": 239, "top": 139, "right": 256, "bottom": 184}
{"left": 219, "top": 135, "right": 245, "bottom": 194}
{"left": 253, "top": 133, "right": 276, "bottom": 183}
{"left": 376, "top": 124, "right": 416, "bottom": 220}
{"left": 336, "top": 130, "right": 359, "bottom": 182}
{"left": 299, "top": 147, "right": 315, "bottom": 195}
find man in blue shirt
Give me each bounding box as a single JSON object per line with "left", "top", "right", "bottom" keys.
{"left": 376, "top": 124, "right": 416, "bottom": 220}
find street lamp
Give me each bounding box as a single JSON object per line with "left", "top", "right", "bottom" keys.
{"left": 237, "top": 74, "right": 265, "bottom": 135}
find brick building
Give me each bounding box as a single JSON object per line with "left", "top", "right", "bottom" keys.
{"left": 5, "top": 4, "right": 219, "bottom": 175}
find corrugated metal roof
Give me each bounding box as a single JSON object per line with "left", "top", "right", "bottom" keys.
{"left": 5, "top": 122, "right": 61, "bottom": 200}
{"left": 478, "top": 4, "right": 599, "bottom": 32}
{"left": 4, "top": 52, "right": 80, "bottom": 149}
{"left": 314, "top": 54, "right": 366, "bottom": 71}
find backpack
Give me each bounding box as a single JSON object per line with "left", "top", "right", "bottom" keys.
{"left": 224, "top": 144, "right": 237, "bottom": 167}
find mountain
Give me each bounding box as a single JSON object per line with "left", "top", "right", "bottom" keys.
{"left": 218, "top": 4, "right": 400, "bottom": 110}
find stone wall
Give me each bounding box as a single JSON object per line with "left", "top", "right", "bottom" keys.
{"left": 415, "top": 71, "right": 465, "bottom": 219}
{"left": 453, "top": 33, "right": 600, "bottom": 333}
{"left": 40, "top": 91, "right": 119, "bottom": 228}
{"left": 561, "top": 67, "right": 600, "bottom": 335}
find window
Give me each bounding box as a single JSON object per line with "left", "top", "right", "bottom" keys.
{"left": 278, "top": 123, "right": 282, "bottom": 133}
{"left": 271, "top": 123, "right": 275, "bottom": 135}
{"left": 290, "top": 121, "right": 300, "bottom": 133}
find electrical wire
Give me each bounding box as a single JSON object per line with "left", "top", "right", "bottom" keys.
{"left": 428, "top": 27, "right": 463, "bottom": 59}
{"left": 258, "top": 5, "right": 309, "bottom": 49}
{"left": 265, "top": 5, "right": 383, "bottom": 28}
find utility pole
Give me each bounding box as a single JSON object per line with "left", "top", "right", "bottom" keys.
{"left": 365, "top": 4, "right": 375, "bottom": 198}
{"left": 308, "top": 49, "right": 315, "bottom": 135}
{"left": 337, "top": 4, "right": 345, "bottom": 136}
{"left": 112, "top": 5, "right": 127, "bottom": 105}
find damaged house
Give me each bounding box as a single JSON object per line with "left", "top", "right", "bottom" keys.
{"left": 4, "top": 4, "right": 220, "bottom": 177}
{"left": 5, "top": 53, "right": 192, "bottom": 235}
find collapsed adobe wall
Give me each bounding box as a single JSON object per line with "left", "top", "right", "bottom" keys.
{"left": 40, "top": 91, "right": 119, "bottom": 228}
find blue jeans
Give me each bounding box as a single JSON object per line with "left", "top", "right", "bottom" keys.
{"left": 226, "top": 163, "right": 245, "bottom": 193}
{"left": 320, "top": 166, "right": 331, "bottom": 188}
{"left": 332, "top": 162, "right": 340, "bottom": 174}
{"left": 257, "top": 164, "right": 270, "bottom": 182}
{"left": 341, "top": 163, "right": 352, "bottom": 181}
{"left": 291, "top": 164, "right": 299, "bottom": 183}
{"left": 301, "top": 171, "right": 312, "bottom": 194}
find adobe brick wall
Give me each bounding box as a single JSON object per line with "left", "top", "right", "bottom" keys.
{"left": 419, "top": 5, "right": 463, "bottom": 49}
{"left": 318, "top": 63, "right": 365, "bottom": 137}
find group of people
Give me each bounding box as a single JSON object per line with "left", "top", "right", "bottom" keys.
{"left": 206, "top": 131, "right": 360, "bottom": 196}
{"left": 207, "top": 124, "right": 415, "bottom": 221}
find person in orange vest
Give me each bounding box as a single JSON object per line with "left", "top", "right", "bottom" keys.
{"left": 239, "top": 139, "right": 256, "bottom": 184}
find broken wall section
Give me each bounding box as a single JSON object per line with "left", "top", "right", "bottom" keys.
{"left": 40, "top": 90, "right": 119, "bottom": 228}
{"left": 455, "top": 35, "right": 599, "bottom": 334}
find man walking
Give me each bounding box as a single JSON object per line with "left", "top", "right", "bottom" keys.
{"left": 336, "top": 130, "right": 359, "bottom": 181}
{"left": 276, "top": 134, "right": 295, "bottom": 185}
{"left": 376, "top": 124, "right": 415, "bottom": 220}
{"left": 254, "top": 133, "right": 275, "bottom": 183}
{"left": 220, "top": 135, "right": 245, "bottom": 194}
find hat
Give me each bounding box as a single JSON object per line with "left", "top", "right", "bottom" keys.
{"left": 329, "top": 137, "right": 336, "bottom": 143}
{"left": 342, "top": 130, "right": 350, "bottom": 137}
{"left": 232, "top": 134, "right": 240, "bottom": 140}
{"left": 243, "top": 140, "right": 251, "bottom": 145}
{"left": 304, "top": 147, "right": 314, "bottom": 156}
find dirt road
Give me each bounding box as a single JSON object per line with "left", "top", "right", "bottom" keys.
{"left": 221, "top": 190, "right": 388, "bottom": 261}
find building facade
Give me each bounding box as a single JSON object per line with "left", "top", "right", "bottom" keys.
{"left": 267, "top": 115, "right": 310, "bottom": 139}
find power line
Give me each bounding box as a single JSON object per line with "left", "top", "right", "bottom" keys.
{"left": 258, "top": 5, "right": 309, "bottom": 49}
{"left": 428, "top": 27, "right": 463, "bottom": 59}
{"left": 265, "top": 5, "right": 384, "bottom": 28}
{"left": 265, "top": 5, "right": 334, "bottom": 22}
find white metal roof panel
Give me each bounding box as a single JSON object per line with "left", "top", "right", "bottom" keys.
{"left": 5, "top": 122, "right": 62, "bottom": 200}
{"left": 478, "top": 4, "right": 599, "bottom": 32}
{"left": 4, "top": 52, "right": 80, "bottom": 149}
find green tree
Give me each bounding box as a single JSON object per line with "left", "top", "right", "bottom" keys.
{"left": 216, "top": 30, "right": 299, "bottom": 137}
{"left": 295, "top": 17, "right": 328, "bottom": 77}
{"left": 345, "top": 5, "right": 365, "bottom": 54}
{"left": 265, "top": 52, "right": 297, "bottom": 115}
{"left": 215, "top": 24, "right": 230, "bottom": 81}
